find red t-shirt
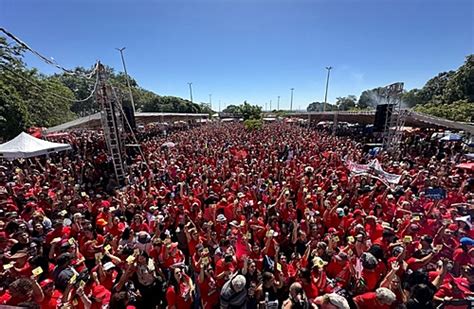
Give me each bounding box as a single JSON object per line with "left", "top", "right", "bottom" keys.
{"left": 354, "top": 292, "right": 390, "bottom": 309}
{"left": 80, "top": 235, "right": 105, "bottom": 260}
{"left": 453, "top": 248, "right": 472, "bottom": 267}
{"left": 40, "top": 290, "right": 63, "bottom": 309}
{"left": 198, "top": 276, "right": 219, "bottom": 309}
{"left": 166, "top": 279, "right": 193, "bottom": 309}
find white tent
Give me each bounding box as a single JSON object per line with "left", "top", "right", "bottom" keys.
{"left": 0, "top": 132, "right": 72, "bottom": 159}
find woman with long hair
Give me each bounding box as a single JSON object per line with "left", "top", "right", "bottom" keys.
{"left": 166, "top": 266, "right": 195, "bottom": 309}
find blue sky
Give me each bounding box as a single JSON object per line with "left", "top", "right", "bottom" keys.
{"left": 1, "top": 0, "right": 473, "bottom": 110}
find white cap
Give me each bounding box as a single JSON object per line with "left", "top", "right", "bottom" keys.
{"left": 103, "top": 262, "right": 115, "bottom": 271}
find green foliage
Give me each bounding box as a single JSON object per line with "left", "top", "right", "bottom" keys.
{"left": 336, "top": 95, "right": 357, "bottom": 111}
{"left": 0, "top": 37, "right": 75, "bottom": 139}
{"left": 307, "top": 102, "right": 337, "bottom": 112}
{"left": 401, "top": 89, "right": 423, "bottom": 108}
{"left": 222, "top": 105, "right": 240, "bottom": 114}
{"left": 243, "top": 119, "right": 263, "bottom": 130}
{"left": 274, "top": 110, "right": 289, "bottom": 118}
{"left": 239, "top": 101, "right": 262, "bottom": 120}
{"left": 356, "top": 55, "right": 473, "bottom": 121}
{"left": 407, "top": 55, "right": 473, "bottom": 121}
{"left": 357, "top": 89, "right": 381, "bottom": 109}
{"left": 414, "top": 100, "right": 474, "bottom": 122}
{"left": 140, "top": 95, "right": 207, "bottom": 114}
{"left": 222, "top": 101, "right": 262, "bottom": 120}
{"left": 0, "top": 78, "right": 29, "bottom": 139}
{"left": 1, "top": 32, "right": 213, "bottom": 138}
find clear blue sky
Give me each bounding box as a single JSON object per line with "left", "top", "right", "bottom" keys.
{"left": 1, "top": 0, "right": 473, "bottom": 110}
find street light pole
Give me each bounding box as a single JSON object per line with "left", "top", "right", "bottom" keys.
{"left": 269, "top": 100, "right": 272, "bottom": 111}
{"left": 323, "top": 66, "right": 332, "bottom": 112}
{"left": 277, "top": 96, "right": 280, "bottom": 111}
{"left": 290, "top": 88, "right": 294, "bottom": 112}
{"left": 116, "top": 47, "right": 136, "bottom": 116}
{"left": 209, "top": 94, "right": 212, "bottom": 110}
{"left": 188, "top": 82, "right": 193, "bottom": 103}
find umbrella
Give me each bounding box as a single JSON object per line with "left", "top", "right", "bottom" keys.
{"left": 440, "top": 133, "right": 462, "bottom": 141}
{"left": 161, "top": 142, "right": 176, "bottom": 148}
{"left": 456, "top": 163, "right": 474, "bottom": 171}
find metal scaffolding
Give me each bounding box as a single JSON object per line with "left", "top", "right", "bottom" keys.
{"left": 95, "top": 62, "right": 127, "bottom": 184}
{"left": 378, "top": 82, "right": 406, "bottom": 153}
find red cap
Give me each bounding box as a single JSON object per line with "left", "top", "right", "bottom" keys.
{"left": 448, "top": 224, "right": 459, "bottom": 231}
{"left": 92, "top": 285, "right": 111, "bottom": 304}
{"left": 40, "top": 279, "right": 54, "bottom": 288}
{"left": 328, "top": 227, "right": 337, "bottom": 233}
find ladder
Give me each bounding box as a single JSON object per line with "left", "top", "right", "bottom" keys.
{"left": 96, "top": 63, "right": 126, "bottom": 184}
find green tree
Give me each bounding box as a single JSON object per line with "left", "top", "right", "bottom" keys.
{"left": 358, "top": 87, "right": 388, "bottom": 109}
{"left": 243, "top": 119, "right": 263, "bottom": 130}
{"left": 415, "top": 100, "right": 474, "bottom": 122}
{"left": 401, "top": 89, "right": 423, "bottom": 108}
{"left": 0, "top": 78, "right": 29, "bottom": 139}
{"left": 336, "top": 95, "right": 357, "bottom": 111}
{"left": 418, "top": 71, "right": 455, "bottom": 104}
{"left": 222, "top": 105, "right": 241, "bottom": 114}
{"left": 239, "top": 101, "right": 262, "bottom": 120}
{"left": 307, "top": 102, "right": 323, "bottom": 112}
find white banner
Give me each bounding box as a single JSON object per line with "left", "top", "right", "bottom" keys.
{"left": 346, "top": 159, "right": 401, "bottom": 185}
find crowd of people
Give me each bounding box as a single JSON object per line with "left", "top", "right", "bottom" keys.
{"left": 0, "top": 121, "right": 473, "bottom": 309}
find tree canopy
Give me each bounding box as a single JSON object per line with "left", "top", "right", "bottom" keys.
{"left": 222, "top": 101, "right": 262, "bottom": 120}
{"left": 0, "top": 37, "right": 75, "bottom": 139}
{"left": 0, "top": 34, "right": 213, "bottom": 139}
{"left": 307, "top": 54, "right": 473, "bottom": 121}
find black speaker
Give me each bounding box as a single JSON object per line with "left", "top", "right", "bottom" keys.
{"left": 122, "top": 106, "right": 136, "bottom": 130}
{"left": 373, "top": 104, "right": 394, "bottom": 132}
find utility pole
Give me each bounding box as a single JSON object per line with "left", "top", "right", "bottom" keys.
{"left": 219, "top": 100, "right": 221, "bottom": 112}
{"left": 290, "top": 88, "right": 294, "bottom": 112}
{"left": 323, "top": 66, "right": 332, "bottom": 112}
{"left": 188, "top": 82, "right": 193, "bottom": 102}
{"left": 265, "top": 102, "right": 268, "bottom": 112}
{"left": 277, "top": 96, "right": 280, "bottom": 111}
{"left": 116, "top": 47, "right": 136, "bottom": 116}
{"left": 209, "top": 94, "right": 212, "bottom": 110}
{"left": 269, "top": 100, "right": 272, "bottom": 111}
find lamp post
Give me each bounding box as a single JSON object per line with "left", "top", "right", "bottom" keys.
{"left": 290, "top": 88, "right": 294, "bottom": 111}
{"left": 323, "top": 66, "right": 333, "bottom": 112}
{"left": 116, "top": 47, "right": 136, "bottom": 116}
{"left": 188, "top": 82, "right": 193, "bottom": 102}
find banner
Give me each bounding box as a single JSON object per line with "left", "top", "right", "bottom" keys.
{"left": 425, "top": 188, "right": 446, "bottom": 200}
{"left": 346, "top": 159, "right": 401, "bottom": 185}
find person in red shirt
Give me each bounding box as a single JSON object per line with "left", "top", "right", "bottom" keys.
{"left": 0, "top": 278, "right": 44, "bottom": 306}
{"left": 297, "top": 267, "right": 319, "bottom": 301}
{"left": 353, "top": 287, "right": 397, "bottom": 309}
{"left": 45, "top": 220, "right": 71, "bottom": 245}
{"left": 39, "top": 279, "right": 63, "bottom": 309}
{"left": 453, "top": 237, "right": 474, "bottom": 276}
{"left": 79, "top": 227, "right": 104, "bottom": 271}
{"left": 130, "top": 214, "right": 150, "bottom": 233}
{"left": 198, "top": 261, "right": 219, "bottom": 309}
{"left": 166, "top": 266, "right": 194, "bottom": 309}
{"left": 162, "top": 242, "right": 185, "bottom": 268}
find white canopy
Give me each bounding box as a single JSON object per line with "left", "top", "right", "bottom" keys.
{"left": 0, "top": 132, "right": 72, "bottom": 159}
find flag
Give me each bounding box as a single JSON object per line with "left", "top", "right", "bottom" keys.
{"left": 346, "top": 159, "right": 401, "bottom": 185}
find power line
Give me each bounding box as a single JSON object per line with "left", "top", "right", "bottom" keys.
{"left": 1, "top": 64, "right": 99, "bottom": 103}
{"left": 0, "top": 27, "right": 97, "bottom": 79}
